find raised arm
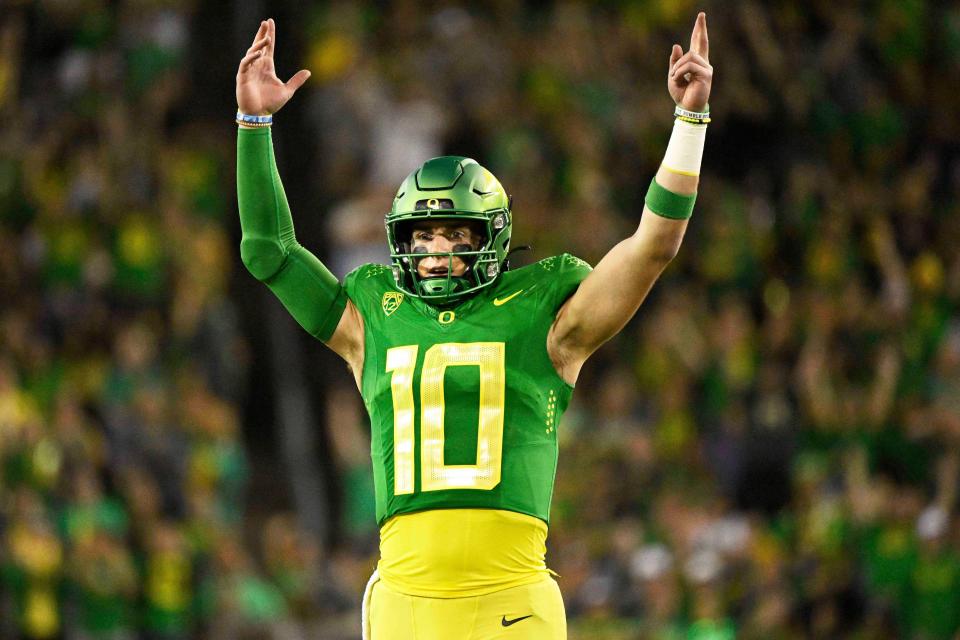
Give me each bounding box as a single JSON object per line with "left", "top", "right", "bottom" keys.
{"left": 236, "top": 19, "right": 364, "bottom": 372}
{"left": 548, "top": 12, "right": 712, "bottom": 384}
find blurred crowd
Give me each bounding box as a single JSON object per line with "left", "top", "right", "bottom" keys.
{"left": 0, "top": 1, "right": 359, "bottom": 638}
{"left": 2, "top": 0, "right": 960, "bottom": 639}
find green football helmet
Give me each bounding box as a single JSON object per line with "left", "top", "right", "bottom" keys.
{"left": 385, "top": 156, "right": 512, "bottom": 306}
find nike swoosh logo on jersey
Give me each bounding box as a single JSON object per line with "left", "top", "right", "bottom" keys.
{"left": 493, "top": 290, "right": 524, "bottom": 306}
{"left": 501, "top": 615, "right": 534, "bottom": 627}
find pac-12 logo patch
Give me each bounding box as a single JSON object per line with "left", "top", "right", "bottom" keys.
{"left": 382, "top": 291, "right": 404, "bottom": 316}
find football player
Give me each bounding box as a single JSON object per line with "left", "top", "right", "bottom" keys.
{"left": 236, "top": 13, "right": 711, "bottom": 639}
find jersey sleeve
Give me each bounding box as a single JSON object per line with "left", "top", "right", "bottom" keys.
{"left": 537, "top": 253, "right": 593, "bottom": 315}
{"left": 237, "top": 128, "right": 346, "bottom": 342}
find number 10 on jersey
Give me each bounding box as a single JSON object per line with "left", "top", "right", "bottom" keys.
{"left": 385, "top": 342, "right": 506, "bottom": 494}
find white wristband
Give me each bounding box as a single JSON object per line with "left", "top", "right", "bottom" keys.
{"left": 662, "top": 119, "right": 707, "bottom": 177}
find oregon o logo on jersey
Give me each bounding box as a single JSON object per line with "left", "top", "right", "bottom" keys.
{"left": 382, "top": 291, "right": 404, "bottom": 316}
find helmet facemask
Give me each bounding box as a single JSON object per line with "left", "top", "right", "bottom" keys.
{"left": 385, "top": 156, "right": 512, "bottom": 306}
{"left": 387, "top": 211, "right": 508, "bottom": 306}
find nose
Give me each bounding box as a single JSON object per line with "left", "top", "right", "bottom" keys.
{"left": 416, "top": 237, "right": 457, "bottom": 274}
{"left": 420, "top": 236, "right": 455, "bottom": 263}
{"left": 420, "top": 253, "right": 450, "bottom": 271}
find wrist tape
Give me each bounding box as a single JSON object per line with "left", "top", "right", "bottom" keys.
{"left": 661, "top": 118, "right": 707, "bottom": 177}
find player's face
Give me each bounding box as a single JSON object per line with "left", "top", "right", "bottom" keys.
{"left": 411, "top": 220, "right": 484, "bottom": 278}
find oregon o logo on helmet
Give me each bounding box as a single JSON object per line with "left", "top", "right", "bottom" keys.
{"left": 427, "top": 198, "right": 440, "bottom": 210}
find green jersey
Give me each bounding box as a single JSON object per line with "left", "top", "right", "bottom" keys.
{"left": 344, "top": 254, "right": 591, "bottom": 525}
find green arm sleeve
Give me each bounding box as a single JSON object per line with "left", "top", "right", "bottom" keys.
{"left": 237, "top": 127, "right": 347, "bottom": 342}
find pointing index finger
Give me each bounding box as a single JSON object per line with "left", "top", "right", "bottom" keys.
{"left": 690, "top": 12, "right": 709, "bottom": 62}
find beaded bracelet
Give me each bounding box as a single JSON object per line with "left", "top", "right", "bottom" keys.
{"left": 236, "top": 111, "right": 273, "bottom": 126}
{"left": 676, "top": 114, "right": 711, "bottom": 125}
{"left": 674, "top": 104, "right": 710, "bottom": 125}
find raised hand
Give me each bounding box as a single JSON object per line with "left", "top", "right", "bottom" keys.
{"left": 236, "top": 18, "right": 311, "bottom": 116}
{"left": 668, "top": 12, "right": 712, "bottom": 113}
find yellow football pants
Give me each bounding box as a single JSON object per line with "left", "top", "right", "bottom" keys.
{"left": 363, "top": 571, "right": 567, "bottom": 640}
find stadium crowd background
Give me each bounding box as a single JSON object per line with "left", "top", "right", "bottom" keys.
{"left": 2, "top": 0, "right": 960, "bottom": 638}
